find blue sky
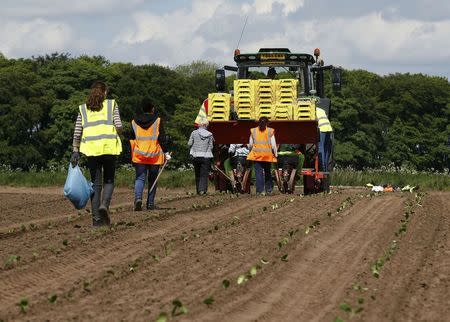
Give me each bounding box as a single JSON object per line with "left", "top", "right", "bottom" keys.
{"left": 0, "top": 0, "right": 449, "bottom": 78}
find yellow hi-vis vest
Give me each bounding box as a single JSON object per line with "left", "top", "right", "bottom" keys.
{"left": 130, "top": 118, "right": 164, "bottom": 165}
{"left": 79, "top": 99, "right": 122, "bottom": 156}
{"left": 247, "top": 127, "right": 277, "bottom": 162}
{"left": 194, "top": 98, "right": 208, "bottom": 126}
{"left": 316, "top": 107, "right": 333, "bottom": 133}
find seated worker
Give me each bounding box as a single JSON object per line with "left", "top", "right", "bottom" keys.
{"left": 276, "top": 144, "right": 303, "bottom": 193}
{"left": 228, "top": 144, "right": 250, "bottom": 193}
{"left": 267, "top": 67, "right": 277, "bottom": 79}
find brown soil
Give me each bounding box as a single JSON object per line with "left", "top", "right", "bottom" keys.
{"left": 0, "top": 187, "right": 448, "bottom": 322}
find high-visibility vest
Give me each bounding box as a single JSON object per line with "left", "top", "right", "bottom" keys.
{"left": 316, "top": 107, "right": 333, "bottom": 132}
{"left": 130, "top": 117, "right": 164, "bottom": 165}
{"left": 247, "top": 127, "right": 277, "bottom": 162}
{"left": 79, "top": 99, "right": 122, "bottom": 156}
{"left": 194, "top": 98, "right": 208, "bottom": 126}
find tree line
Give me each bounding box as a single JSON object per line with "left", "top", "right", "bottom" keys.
{"left": 0, "top": 52, "right": 448, "bottom": 171}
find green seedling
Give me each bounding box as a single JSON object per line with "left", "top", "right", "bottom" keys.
{"left": 32, "top": 252, "right": 39, "bottom": 261}
{"left": 281, "top": 254, "right": 288, "bottom": 262}
{"left": 155, "top": 312, "right": 168, "bottom": 322}
{"left": 358, "top": 297, "right": 364, "bottom": 304}
{"left": 249, "top": 265, "right": 261, "bottom": 277}
{"left": 278, "top": 237, "right": 289, "bottom": 249}
{"left": 334, "top": 317, "right": 344, "bottom": 322}
{"left": 129, "top": 260, "right": 139, "bottom": 272}
{"left": 203, "top": 296, "right": 214, "bottom": 307}
{"left": 48, "top": 294, "right": 57, "bottom": 303}
{"left": 171, "top": 299, "right": 188, "bottom": 316}
{"left": 222, "top": 279, "right": 230, "bottom": 289}
{"left": 237, "top": 274, "right": 248, "bottom": 285}
{"left": 83, "top": 281, "right": 91, "bottom": 293}
{"left": 29, "top": 223, "right": 37, "bottom": 231}
{"left": 21, "top": 224, "right": 26, "bottom": 232}
{"left": 17, "top": 298, "right": 28, "bottom": 313}
{"left": 62, "top": 239, "right": 69, "bottom": 246}
{"left": 4, "top": 255, "right": 21, "bottom": 269}
{"left": 339, "top": 303, "right": 352, "bottom": 313}
{"left": 305, "top": 227, "right": 310, "bottom": 235}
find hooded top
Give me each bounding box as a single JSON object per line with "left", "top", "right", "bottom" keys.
{"left": 131, "top": 110, "right": 168, "bottom": 152}
{"left": 188, "top": 126, "right": 214, "bottom": 158}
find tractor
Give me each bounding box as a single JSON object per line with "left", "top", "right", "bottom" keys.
{"left": 204, "top": 47, "right": 341, "bottom": 194}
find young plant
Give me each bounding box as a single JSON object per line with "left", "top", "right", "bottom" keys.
{"left": 171, "top": 299, "right": 188, "bottom": 316}
{"left": 17, "top": 298, "right": 28, "bottom": 313}
{"left": 203, "top": 296, "right": 214, "bottom": 307}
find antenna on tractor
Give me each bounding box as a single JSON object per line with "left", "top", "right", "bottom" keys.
{"left": 236, "top": 15, "right": 249, "bottom": 50}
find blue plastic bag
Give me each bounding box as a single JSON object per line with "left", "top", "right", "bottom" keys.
{"left": 63, "top": 164, "right": 93, "bottom": 210}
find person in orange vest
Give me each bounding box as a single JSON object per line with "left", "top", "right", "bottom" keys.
{"left": 247, "top": 117, "right": 277, "bottom": 195}
{"left": 130, "top": 98, "right": 170, "bottom": 211}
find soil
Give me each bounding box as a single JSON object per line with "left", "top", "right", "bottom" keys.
{"left": 0, "top": 186, "right": 448, "bottom": 322}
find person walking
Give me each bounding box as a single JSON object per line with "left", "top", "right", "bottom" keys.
{"left": 71, "top": 81, "right": 122, "bottom": 227}
{"left": 188, "top": 120, "right": 214, "bottom": 194}
{"left": 130, "top": 98, "right": 171, "bottom": 211}
{"left": 316, "top": 106, "right": 333, "bottom": 172}
{"left": 247, "top": 117, "right": 277, "bottom": 195}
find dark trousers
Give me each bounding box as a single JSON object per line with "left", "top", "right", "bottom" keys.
{"left": 319, "top": 132, "right": 332, "bottom": 171}
{"left": 254, "top": 161, "right": 273, "bottom": 193}
{"left": 87, "top": 155, "right": 116, "bottom": 217}
{"left": 193, "top": 157, "right": 211, "bottom": 194}
{"left": 134, "top": 164, "right": 160, "bottom": 208}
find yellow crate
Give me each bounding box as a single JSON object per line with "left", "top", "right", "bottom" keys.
{"left": 256, "top": 103, "right": 273, "bottom": 119}
{"left": 273, "top": 104, "right": 294, "bottom": 120}
{"left": 207, "top": 93, "right": 231, "bottom": 121}
{"left": 276, "top": 79, "right": 298, "bottom": 106}
{"left": 234, "top": 80, "right": 256, "bottom": 119}
{"left": 294, "top": 98, "right": 316, "bottom": 120}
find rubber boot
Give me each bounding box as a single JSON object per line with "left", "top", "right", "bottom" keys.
{"left": 99, "top": 183, "right": 114, "bottom": 225}
{"left": 91, "top": 184, "right": 102, "bottom": 227}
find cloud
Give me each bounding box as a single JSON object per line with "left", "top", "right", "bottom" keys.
{"left": 1, "top": 0, "right": 144, "bottom": 17}
{"left": 242, "top": 0, "right": 306, "bottom": 16}
{"left": 0, "top": 18, "right": 73, "bottom": 57}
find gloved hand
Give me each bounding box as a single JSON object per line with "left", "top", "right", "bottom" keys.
{"left": 70, "top": 152, "right": 80, "bottom": 167}
{"left": 165, "top": 152, "right": 171, "bottom": 162}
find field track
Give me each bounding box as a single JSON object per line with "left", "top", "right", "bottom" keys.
{"left": 0, "top": 187, "right": 448, "bottom": 321}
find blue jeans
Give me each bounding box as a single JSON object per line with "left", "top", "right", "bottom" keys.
{"left": 254, "top": 161, "right": 273, "bottom": 193}
{"left": 134, "top": 164, "right": 160, "bottom": 208}
{"left": 319, "top": 132, "right": 332, "bottom": 171}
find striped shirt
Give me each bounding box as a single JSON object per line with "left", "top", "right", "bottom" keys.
{"left": 72, "top": 105, "right": 122, "bottom": 149}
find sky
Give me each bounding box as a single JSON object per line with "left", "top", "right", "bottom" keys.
{"left": 0, "top": 0, "right": 449, "bottom": 78}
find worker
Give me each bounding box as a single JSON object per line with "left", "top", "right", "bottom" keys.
{"left": 277, "top": 144, "right": 302, "bottom": 170}
{"left": 188, "top": 119, "right": 214, "bottom": 194}
{"left": 71, "top": 81, "right": 122, "bottom": 227}
{"left": 194, "top": 98, "right": 208, "bottom": 127}
{"left": 130, "top": 98, "right": 170, "bottom": 211}
{"left": 267, "top": 67, "right": 277, "bottom": 79}
{"left": 247, "top": 117, "right": 277, "bottom": 195}
{"left": 229, "top": 144, "right": 250, "bottom": 170}
{"left": 316, "top": 106, "right": 333, "bottom": 171}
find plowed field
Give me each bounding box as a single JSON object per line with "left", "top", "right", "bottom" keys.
{"left": 0, "top": 186, "right": 448, "bottom": 321}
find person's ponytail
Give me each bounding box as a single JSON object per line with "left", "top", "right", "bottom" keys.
{"left": 86, "top": 81, "right": 107, "bottom": 111}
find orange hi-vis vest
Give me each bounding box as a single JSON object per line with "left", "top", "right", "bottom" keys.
{"left": 130, "top": 118, "right": 164, "bottom": 165}
{"left": 247, "top": 127, "right": 277, "bottom": 162}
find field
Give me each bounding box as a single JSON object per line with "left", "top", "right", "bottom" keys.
{"left": 0, "top": 186, "right": 449, "bottom": 321}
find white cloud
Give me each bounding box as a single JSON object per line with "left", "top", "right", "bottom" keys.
{"left": 242, "top": 0, "right": 305, "bottom": 16}
{"left": 0, "top": 18, "right": 73, "bottom": 57}
{"left": 1, "top": 0, "right": 144, "bottom": 17}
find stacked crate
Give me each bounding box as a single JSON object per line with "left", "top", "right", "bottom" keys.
{"left": 207, "top": 93, "right": 231, "bottom": 121}
{"left": 234, "top": 80, "right": 255, "bottom": 119}
{"left": 274, "top": 79, "right": 298, "bottom": 120}
{"left": 294, "top": 97, "right": 316, "bottom": 120}
{"left": 255, "top": 79, "right": 274, "bottom": 119}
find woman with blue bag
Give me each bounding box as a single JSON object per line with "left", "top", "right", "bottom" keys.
{"left": 70, "top": 81, "right": 123, "bottom": 227}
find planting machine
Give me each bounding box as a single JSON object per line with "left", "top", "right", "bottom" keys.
{"left": 203, "top": 48, "right": 341, "bottom": 194}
